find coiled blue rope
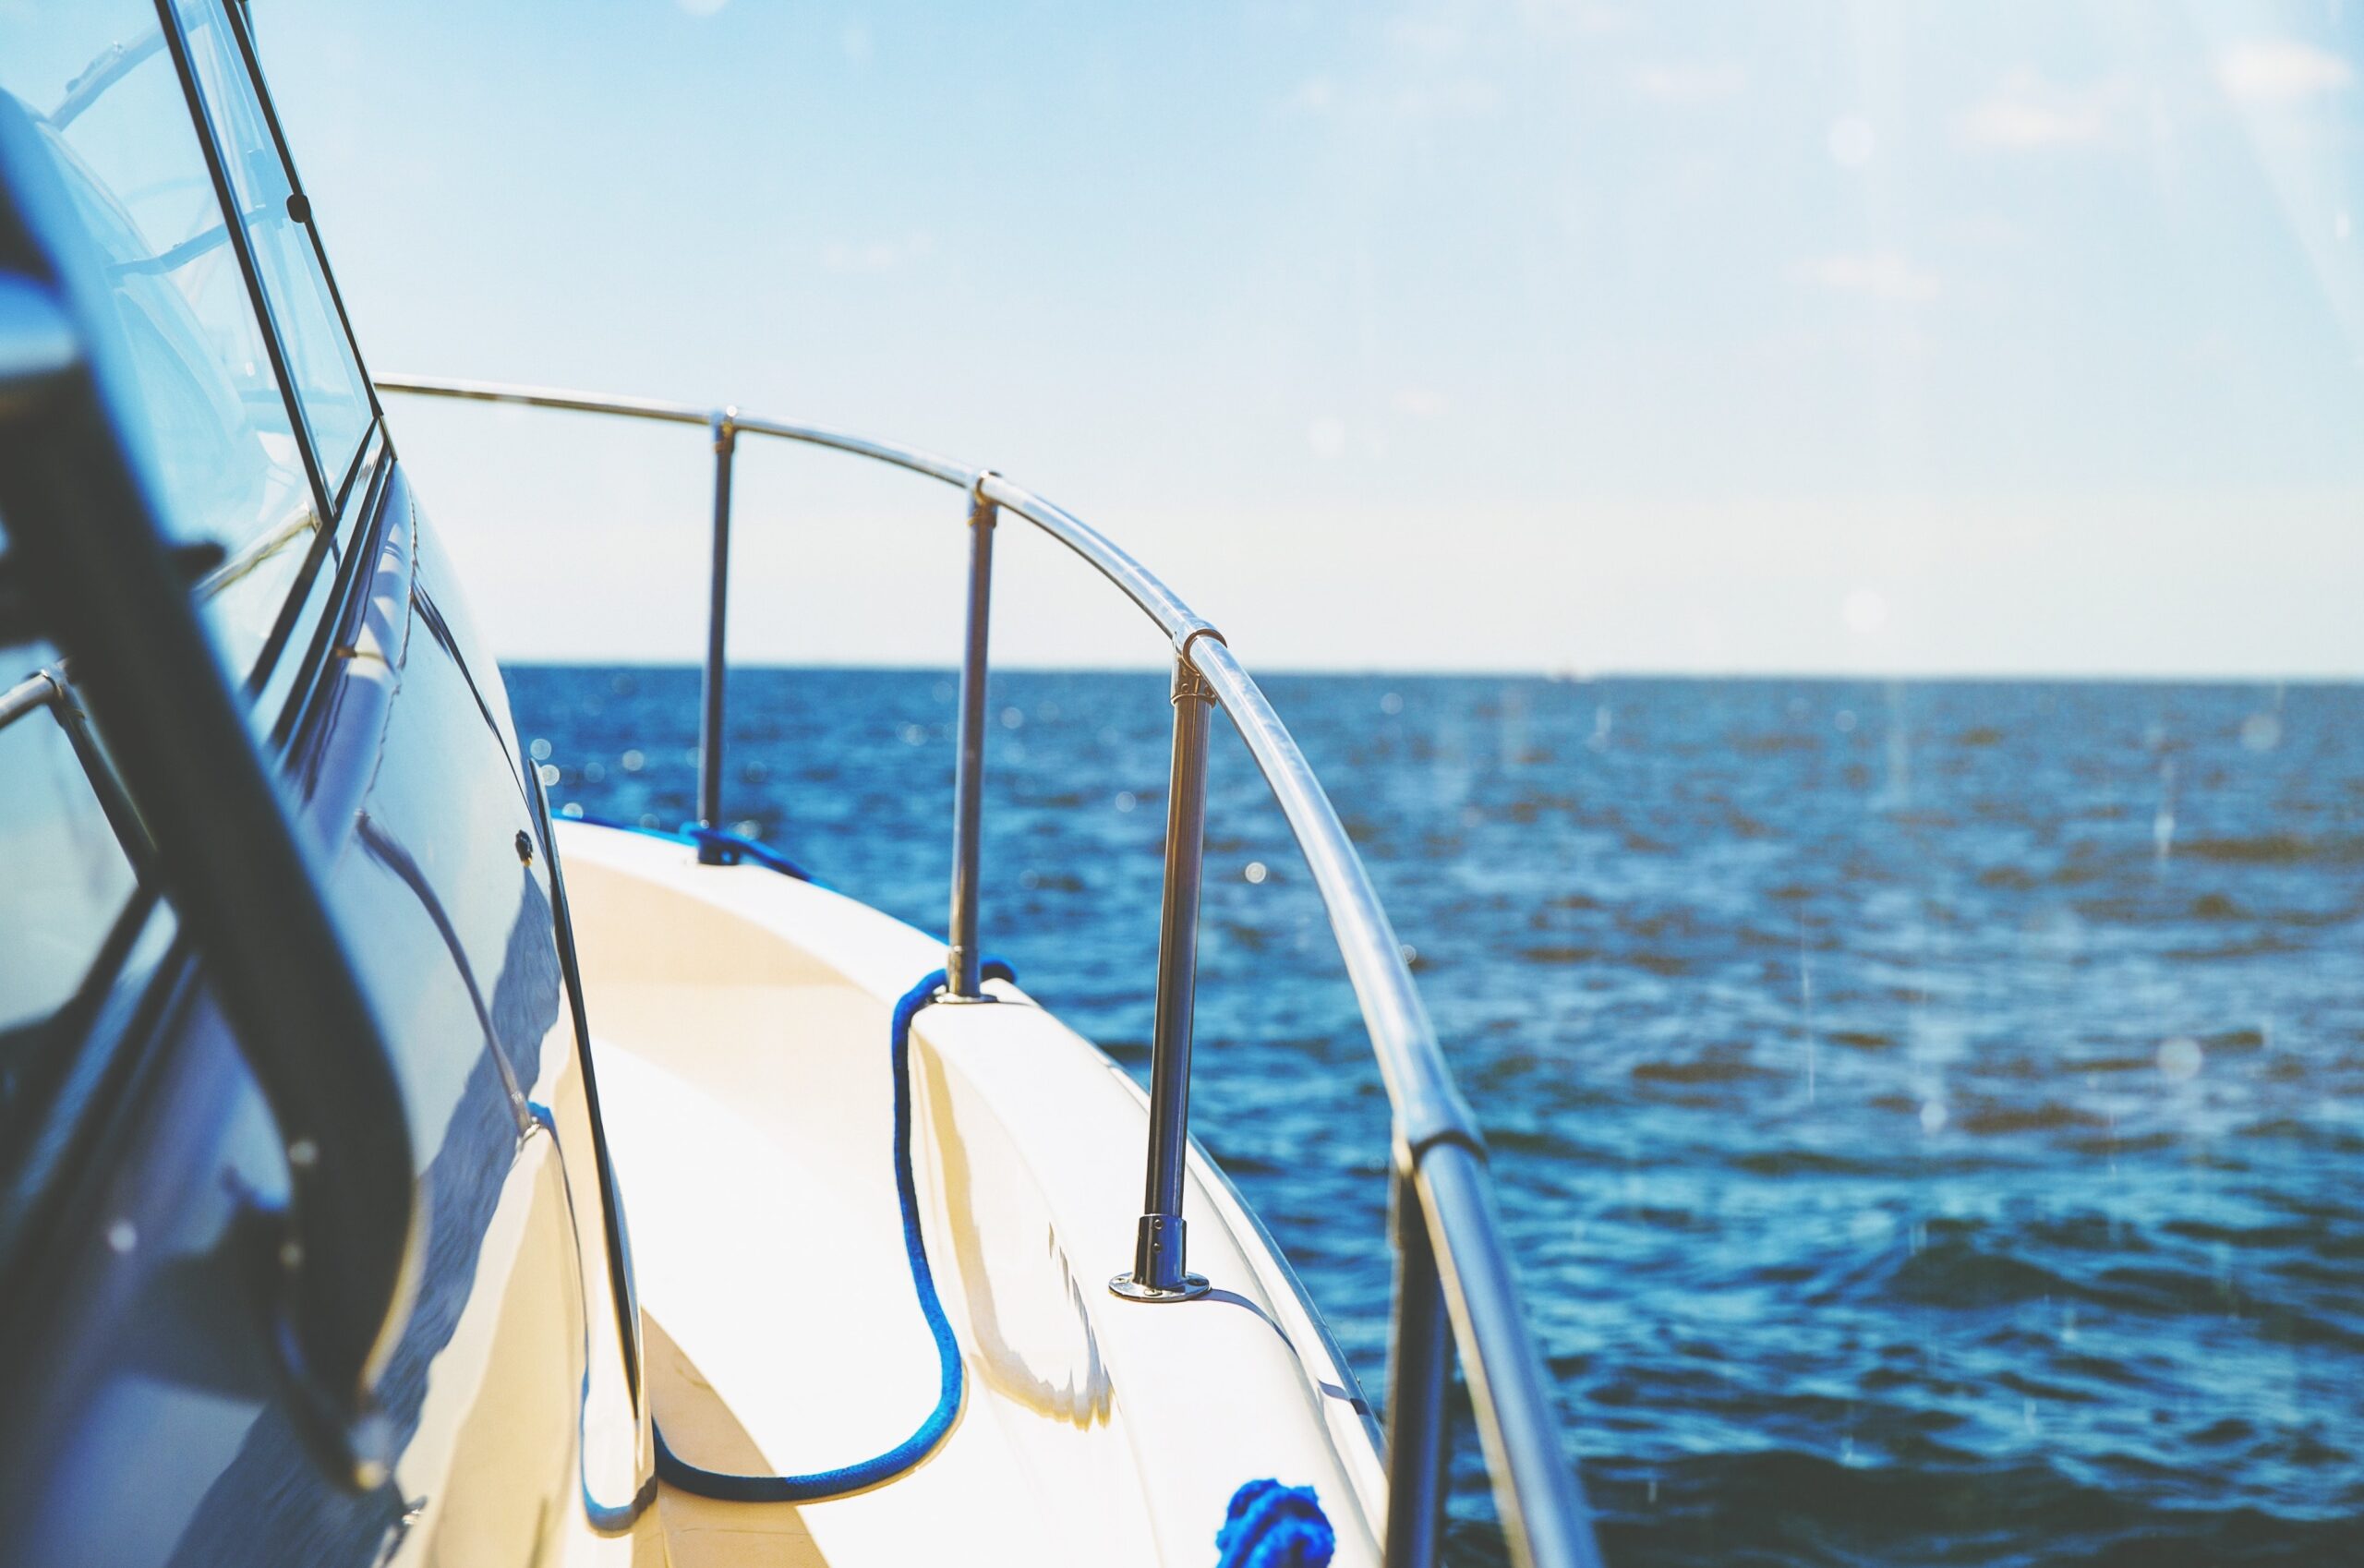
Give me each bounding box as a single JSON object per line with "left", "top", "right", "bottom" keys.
{"left": 1217, "top": 1479, "right": 1336, "bottom": 1568}
{"left": 653, "top": 959, "right": 1013, "bottom": 1502}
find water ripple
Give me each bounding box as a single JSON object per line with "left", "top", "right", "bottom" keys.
{"left": 513, "top": 669, "right": 2364, "bottom": 1566}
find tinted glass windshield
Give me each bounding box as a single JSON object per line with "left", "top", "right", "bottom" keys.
{"left": 0, "top": 669, "right": 138, "bottom": 1043}
{"left": 175, "top": 0, "right": 373, "bottom": 498}
{"left": 0, "top": 0, "right": 317, "bottom": 677}
{"left": 0, "top": 568, "right": 166, "bottom": 1215}
{"left": 0, "top": 3, "right": 302, "bottom": 1218}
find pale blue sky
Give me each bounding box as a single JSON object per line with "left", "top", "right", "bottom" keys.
{"left": 259, "top": 2, "right": 2364, "bottom": 675}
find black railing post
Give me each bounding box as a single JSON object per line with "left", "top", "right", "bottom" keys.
{"left": 945, "top": 473, "right": 998, "bottom": 995}
{"left": 1385, "top": 1155, "right": 1452, "bottom": 1567}
{"left": 695, "top": 408, "right": 736, "bottom": 861}
{"left": 1111, "top": 644, "right": 1216, "bottom": 1302}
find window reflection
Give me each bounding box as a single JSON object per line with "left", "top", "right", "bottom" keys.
{"left": 0, "top": 5, "right": 299, "bottom": 1186}
{"left": 0, "top": 672, "right": 137, "bottom": 1041}
{"left": 173, "top": 0, "right": 373, "bottom": 500}
{"left": 0, "top": 563, "right": 157, "bottom": 1190}
{"left": 0, "top": 0, "right": 314, "bottom": 679}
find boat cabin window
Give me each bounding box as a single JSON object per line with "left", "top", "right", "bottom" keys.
{"left": 0, "top": 1, "right": 333, "bottom": 1212}
{"left": 0, "top": 669, "right": 137, "bottom": 1046}
{"left": 0, "top": 0, "right": 346, "bottom": 681}
{"left": 0, "top": 589, "right": 158, "bottom": 1211}
{"left": 170, "top": 0, "right": 374, "bottom": 504}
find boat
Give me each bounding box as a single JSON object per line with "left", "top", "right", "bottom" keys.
{"left": 0, "top": 5, "right": 1597, "bottom": 1564}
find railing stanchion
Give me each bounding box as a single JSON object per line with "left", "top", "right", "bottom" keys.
{"left": 944, "top": 473, "right": 997, "bottom": 996}
{"left": 1418, "top": 1147, "right": 1604, "bottom": 1568}
{"left": 1111, "top": 644, "right": 1217, "bottom": 1302}
{"left": 694, "top": 408, "right": 737, "bottom": 863}
{"left": 1385, "top": 1156, "right": 1452, "bottom": 1568}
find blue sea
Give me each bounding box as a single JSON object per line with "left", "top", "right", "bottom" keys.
{"left": 507, "top": 667, "right": 2364, "bottom": 1567}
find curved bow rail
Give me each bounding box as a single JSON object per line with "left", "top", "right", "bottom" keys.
{"left": 376, "top": 374, "right": 1602, "bottom": 1568}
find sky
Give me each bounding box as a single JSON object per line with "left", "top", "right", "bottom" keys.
{"left": 256, "top": 1, "right": 2364, "bottom": 676}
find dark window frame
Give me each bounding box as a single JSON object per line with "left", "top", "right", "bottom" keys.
{"left": 151, "top": 0, "right": 337, "bottom": 555}
{"left": 0, "top": 1, "right": 405, "bottom": 1281}
{"left": 151, "top": 0, "right": 388, "bottom": 699}
{"left": 217, "top": 0, "right": 384, "bottom": 519}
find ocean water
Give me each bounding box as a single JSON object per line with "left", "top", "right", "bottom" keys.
{"left": 508, "top": 667, "right": 2364, "bottom": 1567}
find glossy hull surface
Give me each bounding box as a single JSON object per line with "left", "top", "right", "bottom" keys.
{"left": 0, "top": 469, "right": 654, "bottom": 1566}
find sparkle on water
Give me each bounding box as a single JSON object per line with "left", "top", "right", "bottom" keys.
{"left": 511, "top": 668, "right": 2364, "bottom": 1567}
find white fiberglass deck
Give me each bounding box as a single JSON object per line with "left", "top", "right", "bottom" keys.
{"left": 558, "top": 820, "right": 1384, "bottom": 1565}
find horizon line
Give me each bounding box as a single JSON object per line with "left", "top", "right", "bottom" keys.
{"left": 494, "top": 657, "right": 2357, "bottom": 686}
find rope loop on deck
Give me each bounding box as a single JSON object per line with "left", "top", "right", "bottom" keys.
{"left": 654, "top": 959, "right": 1014, "bottom": 1502}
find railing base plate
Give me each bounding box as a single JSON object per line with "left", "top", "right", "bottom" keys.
{"left": 1107, "top": 1272, "right": 1210, "bottom": 1304}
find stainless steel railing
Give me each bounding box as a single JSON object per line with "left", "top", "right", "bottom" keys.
{"left": 376, "top": 374, "right": 1602, "bottom": 1568}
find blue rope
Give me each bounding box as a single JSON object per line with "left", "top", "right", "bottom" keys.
{"left": 654, "top": 959, "right": 1014, "bottom": 1502}
{"left": 1216, "top": 1479, "right": 1336, "bottom": 1568}
{"left": 563, "top": 811, "right": 816, "bottom": 883}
